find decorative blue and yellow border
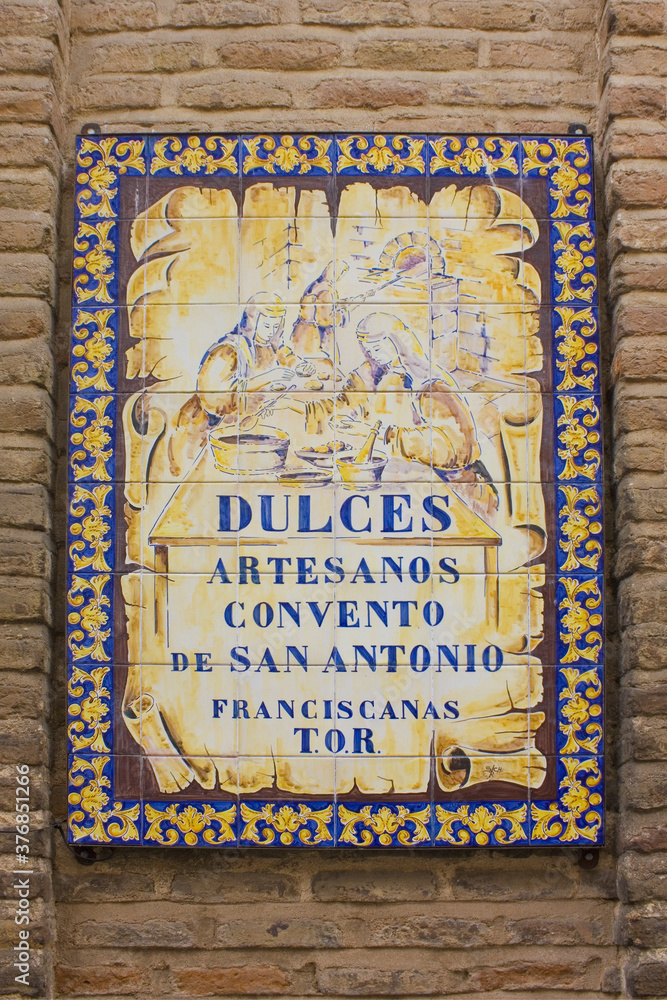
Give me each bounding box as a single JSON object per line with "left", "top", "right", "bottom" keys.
{"left": 67, "top": 133, "right": 603, "bottom": 848}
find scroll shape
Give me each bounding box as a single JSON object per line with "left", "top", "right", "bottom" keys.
{"left": 151, "top": 135, "right": 238, "bottom": 175}
{"left": 559, "top": 667, "right": 603, "bottom": 754}
{"left": 557, "top": 395, "right": 601, "bottom": 481}
{"left": 554, "top": 306, "right": 598, "bottom": 392}
{"left": 337, "top": 134, "right": 425, "bottom": 174}
{"left": 68, "top": 665, "right": 111, "bottom": 752}
{"left": 73, "top": 221, "right": 115, "bottom": 304}
{"left": 243, "top": 134, "right": 331, "bottom": 174}
{"left": 531, "top": 757, "right": 602, "bottom": 843}
{"left": 430, "top": 136, "right": 518, "bottom": 175}
{"left": 522, "top": 137, "right": 592, "bottom": 218}
{"left": 69, "top": 755, "right": 140, "bottom": 843}
{"left": 338, "top": 804, "right": 430, "bottom": 846}
{"left": 76, "top": 136, "right": 146, "bottom": 218}
{"left": 435, "top": 803, "right": 527, "bottom": 846}
{"left": 240, "top": 803, "right": 333, "bottom": 845}
{"left": 67, "top": 573, "right": 111, "bottom": 662}
{"left": 145, "top": 803, "right": 236, "bottom": 846}
{"left": 558, "top": 485, "right": 602, "bottom": 572}
{"left": 558, "top": 576, "right": 603, "bottom": 664}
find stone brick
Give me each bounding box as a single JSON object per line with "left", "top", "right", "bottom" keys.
{"left": 0, "top": 167, "right": 58, "bottom": 214}
{"left": 620, "top": 811, "right": 667, "bottom": 852}
{"left": 0, "top": 124, "right": 60, "bottom": 171}
{"left": 366, "top": 915, "right": 494, "bottom": 948}
{"left": 0, "top": 83, "right": 57, "bottom": 126}
{"left": 300, "top": 0, "right": 413, "bottom": 26}
{"left": 614, "top": 292, "right": 667, "bottom": 341}
{"left": 171, "top": 871, "right": 300, "bottom": 901}
{"left": 55, "top": 964, "right": 151, "bottom": 997}
{"left": 54, "top": 871, "right": 156, "bottom": 903}
{"left": 608, "top": 163, "right": 667, "bottom": 213}
{"left": 69, "top": 0, "right": 160, "bottom": 32}
{"left": 0, "top": 0, "right": 64, "bottom": 40}
{"left": 177, "top": 79, "right": 292, "bottom": 110}
{"left": 0, "top": 213, "right": 54, "bottom": 254}
{"left": 452, "top": 865, "right": 575, "bottom": 900}
{"left": 0, "top": 339, "right": 53, "bottom": 389}
{"left": 317, "top": 964, "right": 463, "bottom": 995}
{"left": 170, "top": 0, "right": 282, "bottom": 27}
{"left": 0, "top": 576, "right": 50, "bottom": 623}
{"left": 216, "top": 917, "right": 342, "bottom": 948}
{"left": 72, "top": 918, "right": 195, "bottom": 948}
{"left": 0, "top": 386, "right": 53, "bottom": 437}
{"left": 0, "top": 484, "right": 51, "bottom": 532}
{"left": 0, "top": 38, "right": 60, "bottom": 76}
{"left": 74, "top": 77, "right": 162, "bottom": 112}
{"left": 626, "top": 958, "right": 667, "bottom": 996}
{"left": 310, "top": 78, "right": 428, "bottom": 109}
{"left": 352, "top": 39, "right": 477, "bottom": 71}
{"left": 618, "top": 572, "right": 667, "bottom": 629}
{"left": 488, "top": 39, "right": 585, "bottom": 71}
{"left": 467, "top": 959, "right": 601, "bottom": 992}
{"left": 607, "top": 0, "right": 666, "bottom": 36}
{"left": 619, "top": 852, "right": 667, "bottom": 902}
{"left": 617, "top": 482, "right": 667, "bottom": 523}
{"left": 218, "top": 40, "right": 342, "bottom": 71}
{"left": 0, "top": 671, "right": 48, "bottom": 719}
{"left": 0, "top": 623, "right": 51, "bottom": 673}
{"left": 602, "top": 82, "right": 667, "bottom": 118}
{"left": 615, "top": 435, "right": 666, "bottom": 477}
{"left": 430, "top": 1, "right": 543, "bottom": 29}
{"left": 614, "top": 384, "right": 667, "bottom": 433}
{"left": 619, "top": 904, "right": 667, "bottom": 946}
{"left": 311, "top": 869, "right": 437, "bottom": 901}
{"left": 505, "top": 915, "right": 608, "bottom": 945}
{"left": 0, "top": 251, "right": 54, "bottom": 298}
{"left": 76, "top": 40, "right": 210, "bottom": 76}
{"left": 0, "top": 298, "right": 51, "bottom": 341}
{"left": 171, "top": 965, "right": 290, "bottom": 995}
{"left": 623, "top": 715, "right": 667, "bottom": 759}
{"left": 610, "top": 41, "right": 667, "bottom": 76}
{"left": 0, "top": 433, "right": 53, "bottom": 485}
{"left": 0, "top": 530, "right": 52, "bottom": 577}
{"left": 613, "top": 336, "right": 667, "bottom": 381}
{"left": 0, "top": 717, "right": 49, "bottom": 765}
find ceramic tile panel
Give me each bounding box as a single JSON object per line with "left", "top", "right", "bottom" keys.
{"left": 67, "top": 131, "right": 604, "bottom": 848}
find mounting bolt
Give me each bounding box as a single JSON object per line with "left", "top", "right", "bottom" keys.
{"left": 568, "top": 123, "right": 589, "bottom": 136}
{"left": 578, "top": 848, "right": 599, "bottom": 869}
{"left": 80, "top": 122, "right": 101, "bottom": 136}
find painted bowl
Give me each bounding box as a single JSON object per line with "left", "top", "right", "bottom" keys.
{"left": 209, "top": 427, "right": 290, "bottom": 475}
{"left": 335, "top": 453, "right": 388, "bottom": 490}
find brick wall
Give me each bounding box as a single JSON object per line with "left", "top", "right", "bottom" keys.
{"left": 3, "top": 0, "right": 667, "bottom": 996}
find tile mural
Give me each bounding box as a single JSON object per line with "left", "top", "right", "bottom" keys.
{"left": 67, "top": 133, "right": 603, "bottom": 847}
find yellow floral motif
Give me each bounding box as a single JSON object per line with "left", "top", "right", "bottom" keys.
{"left": 522, "top": 138, "right": 592, "bottom": 218}
{"left": 69, "top": 755, "right": 140, "bottom": 843}
{"left": 553, "top": 222, "right": 597, "bottom": 303}
{"left": 338, "top": 804, "right": 430, "bottom": 846}
{"left": 70, "top": 395, "right": 113, "bottom": 481}
{"left": 559, "top": 576, "right": 602, "bottom": 663}
{"left": 435, "top": 804, "right": 527, "bottom": 846}
{"left": 559, "top": 667, "right": 603, "bottom": 754}
{"left": 430, "top": 136, "right": 518, "bottom": 175}
{"left": 151, "top": 135, "right": 238, "bottom": 175}
{"left": 73, "top": 222, "right": 115, "bottom": 304}
{"left": 145, "top": 803, "right": 236, "bottom": 846}
{"left": 557, "top": 395, "right": 601, "bottom": 481}
{"left": 554, "top": 306, "right": 598, "bottom": 392}
{"left": 531, "top": 758, "right": 602, "bottom": 843}
{"left": 69, "top": 484, "right": 112, "bottom": 572}
{"left": 67, "top": 574, "right": 111, "bottom": 662}
{"left": 76, "top": 137, "right": 146, "bottom": 218}
{"left": 558, "top": 485, "right": 602, "bottom": 572}
{"left": 72, "top": 309, "right": 115, "bottom": 392}
{"left": 243, "top": 134, "right": 332, "bottom": 174}
{"left": 337, "top": 134, "right": 425, "bottom": 174}
{"left": 68, "top": 665, "right": 111, "bottom": 752}
{"left": 240, "top": 803, "right": 333, "bottom": 845}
